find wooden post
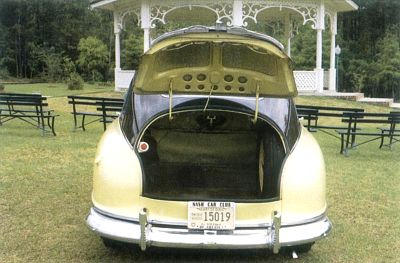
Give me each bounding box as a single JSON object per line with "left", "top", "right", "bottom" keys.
{"left": 141, "top": 1, "right": 151, "bottom": 52}
{"left": 329, "top": 12, "right": 338, "bottom": 92}
{"left": 315, "top": 0, "right": 325, "bottom": 93}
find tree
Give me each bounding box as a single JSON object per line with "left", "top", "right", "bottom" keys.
{"left": 339, "top": 0, "right": 400, "bottom": 99}
{"left": 122, "top": 31, "right": 143, "bottom": 70}
{"left": 0, "top": 0, "right": 112, "bottom": 80}
{"left": 367, "top": 31, "right": 400, "bottom": 99}
{"left": 77, "top": 36, "right": 108, "bottom": 81}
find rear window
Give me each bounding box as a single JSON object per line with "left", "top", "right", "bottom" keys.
{"left": 222, "top": 43, "right": 278, "bottom": 76}
{"left": 154, "top": 42, "right": 210, "bottom": 71}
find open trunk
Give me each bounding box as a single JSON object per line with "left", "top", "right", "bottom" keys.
{"left": 138, "top": 109, "right": 286, "bottom": 201}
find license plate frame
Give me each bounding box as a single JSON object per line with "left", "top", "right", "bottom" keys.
{"left": 188, "top": 201, "right": 235, "bottom": 230}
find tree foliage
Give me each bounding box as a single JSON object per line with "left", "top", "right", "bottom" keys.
{"left": 338, "top": 0, "right": 400, "bottom": 100}
{"left": 0, "top": 0, "right": 113, "bottom": 81}
{"left": 364, "top": 31, "right": 400, "bottom": 99}
{"left": 77, "top": 36, "right": 108, "bottom": 81}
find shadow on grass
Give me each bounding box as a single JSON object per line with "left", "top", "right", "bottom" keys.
{"left": 100, "top": 244, "right": 295, "bottom": 262}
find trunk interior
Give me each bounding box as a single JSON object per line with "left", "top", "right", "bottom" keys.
{"left": 138, "top": 110, "right": 286, "bottom": 201}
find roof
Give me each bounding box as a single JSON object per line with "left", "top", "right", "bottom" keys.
{"left": 90, "top": 0, "right": 358, "bottom": 13}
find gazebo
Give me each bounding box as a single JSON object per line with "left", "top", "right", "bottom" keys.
{"left": 90, "top": 0, "right": 358, "bottom": 92}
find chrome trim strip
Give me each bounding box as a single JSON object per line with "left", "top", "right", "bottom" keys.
{"left": 151, "top": 26, "right": 284, "bottom": 50}
{"left": 93, "top": 205, "right": 327, "bottom": 229}
{"left": 93, "top": 206, "right": 270, "bottom": 228}
{"left": 93, "top": 206, "right": 139, "bottom": 222}
{"left": 87, "top": 207, "right": 332, "bottom": 250}
{"left": 282, "top": 211, "right": 327, "bottom": 227}
{"left": 160, "top": 94, "right": 266, "bottom": 101}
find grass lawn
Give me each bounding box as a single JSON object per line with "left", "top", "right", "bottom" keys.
{"left": 2, "top": 83, "right": 115, "bottom": 97}
{"left": 0, "top": 85, "right": 399, "bottom": 262}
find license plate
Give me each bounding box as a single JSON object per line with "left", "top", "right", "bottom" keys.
{"left": 188, "top": 201, "right": 235, "bottom": 230}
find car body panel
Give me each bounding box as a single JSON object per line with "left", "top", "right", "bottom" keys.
{"left": 280, "top": 127, "right": 327, "bottom": 224}
{"left": 92, "top": 120, "right": 142, "bottom": 218}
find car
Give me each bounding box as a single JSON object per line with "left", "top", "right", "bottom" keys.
{"left": 86, "top": 26, "right": 331, "bottom": 255}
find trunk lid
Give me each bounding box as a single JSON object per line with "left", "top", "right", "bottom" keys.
{"left": 133, "top": 28, "right": 297, "bottom": 98}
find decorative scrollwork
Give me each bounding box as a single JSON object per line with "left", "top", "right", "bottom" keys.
{"left": 289, "top": 19, "right": 300, "bottom": 38}
{"left": 242, "top": 1, "right": 317, "bottom": 28}
{"left": 325, "top": 8, "right": 337, "bottom": 34}
{"left": 150, "top": 3, "right": 233, "bottom": 28}
{"left": 115, "top": 8, "right": 141, "bottom": 31}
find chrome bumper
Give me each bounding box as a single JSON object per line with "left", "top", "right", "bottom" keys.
{"left": 87, "top": 207, "right": 332, "bottom": 251}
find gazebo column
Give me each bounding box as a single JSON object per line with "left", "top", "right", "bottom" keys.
{"left": 141, "top": 1, "right": 151, "bottom": 52}
{"left": 113, "top": 11, "right": 122, "bottom": 90}
{"left": 314, "top": 1, "right": 325, "bottom": 92}
{"left": 284, "top": 14, "right": 291, "bottom": 57}
{"left": 329, "top": 12, "right": 338, "bottom": 92}
{"left": 113, "top": 12, "right": 122, "bottom": 70}
{"left": 232, "top": 0, "right": 243, "bottom": 27}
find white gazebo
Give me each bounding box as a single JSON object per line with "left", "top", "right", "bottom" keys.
{"left": 91, "top": 0, "right": 358, "bottom": 92}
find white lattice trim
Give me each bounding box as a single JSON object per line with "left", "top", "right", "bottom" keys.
{"left": 294, "top": 71, "right": 317, "bottom": 92}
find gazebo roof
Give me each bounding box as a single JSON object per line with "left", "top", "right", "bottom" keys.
{"left": 91, "top": 0, "right": 358, "bottom": 31}
{"left": 92, "top": 0, "right": 358, "bottom": 93}
{"left": 91, "top": 0, "right": 358, "bottom": 13}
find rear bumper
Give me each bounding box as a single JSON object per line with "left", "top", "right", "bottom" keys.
{"left": 87, "top": 207, "right": 332, "bottom": 251}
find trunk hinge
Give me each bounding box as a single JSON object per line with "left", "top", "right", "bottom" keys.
{"left": 252, "top": 82, "right": 260, "bottom": 124}
{"left": 168, "top": 79, "right": 174, "bottom": 120}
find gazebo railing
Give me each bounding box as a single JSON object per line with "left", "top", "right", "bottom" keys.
{"left": 294, "top": 71, "right": 317, "bottom": 92}
{"left": 115, "top": 69, "right": 329, "bottom": 92}
{"left": 115, "top": 69, "right": 136, "bottom": 91}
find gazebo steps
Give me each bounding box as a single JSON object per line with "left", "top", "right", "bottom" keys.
{"left": 390, "top": 103, "right": 400, "bottom": 109}
{"left": 298, "top": 91, "right": 365, "bottom": 101}
{"left": 357, "top": 97, "right": 394, "bottom": 107}
{"left": 299, "top": 91, "right": 399, "bottom": 109}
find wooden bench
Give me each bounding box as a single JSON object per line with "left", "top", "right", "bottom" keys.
{"left": 0, "top": 93, "right": 58, "bottom": 136}
{"left": 377, "top": 111, "right": 400, "bottom": 149}
{"left": 67, "top": 95, "right": 124, "bottom": 131}
{"left": 337, "top": 112, "right": 400, "bottom": 155}
{"left": 296, "top": 105, "right": 364, "bottom": 138}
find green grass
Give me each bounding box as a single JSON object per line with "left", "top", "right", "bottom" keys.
{"left": 2, "top": 83, "right": 115, "bottom": 97}
{"left": 0, "top": 85, "right": 399, "bottom": 262}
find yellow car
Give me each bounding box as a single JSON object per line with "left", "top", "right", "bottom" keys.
{"left": 87, "top": 26, "right": 331, "bottom": 255}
